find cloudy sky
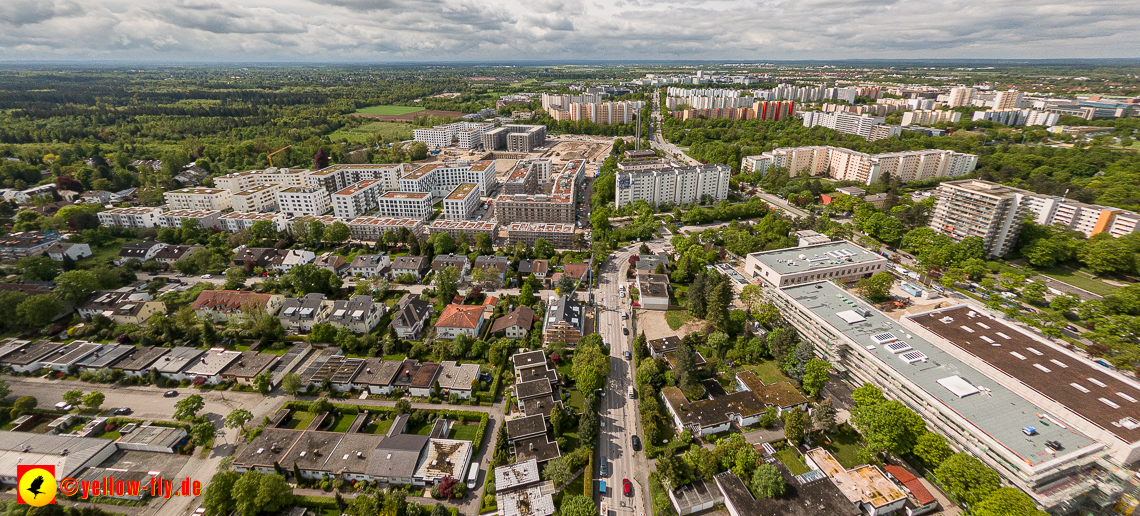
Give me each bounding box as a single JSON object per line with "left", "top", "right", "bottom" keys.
{"left": 0, "top": 0, "right": 1137, "bottom": 62}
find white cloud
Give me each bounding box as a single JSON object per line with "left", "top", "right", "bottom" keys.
{"left": 0, "top": 0, "right": 1136, "bottom": 60}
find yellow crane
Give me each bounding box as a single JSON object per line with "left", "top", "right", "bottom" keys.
{"left": 267, "top": 145, "right": 292, "bottom": 168}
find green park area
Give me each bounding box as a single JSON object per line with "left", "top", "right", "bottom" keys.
{"left": 327, "top": 121, "right": 415, "bottom": 143}
{"left": 355, "top": 105, "right": 426, "bottom": 115}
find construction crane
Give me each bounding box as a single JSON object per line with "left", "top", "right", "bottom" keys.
{"left": 267, "top": 145, "right": 292, "bottom": 168}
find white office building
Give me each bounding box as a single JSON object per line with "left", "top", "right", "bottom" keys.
{"left": 743, "top": 240, "right": 889, "bottom": 289}
{"left": 615, "top": 162, "right": 730, "bottom": 208}
{"left": 443, "top": 184, "right": 480, "bottom": 220}
{"left": 276, "top": 187, "right": 331, "bottom": 217}
{"left": 413, "top": 122, "right": 493, "bottom": 149}
{"left": 376, "top": 191, "right": 433, "bottom": 221}
{"left": 332, "top": 180, "right": 382, "bottom": 219}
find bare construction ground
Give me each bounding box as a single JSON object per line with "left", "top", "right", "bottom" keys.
{"left": 543, "top": 137, "right": 614, "bottom": 162}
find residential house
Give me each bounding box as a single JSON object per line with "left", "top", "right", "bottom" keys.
{"left": 232, "top": 247, "right": 280, "bottom": 269}
{"left": 103, "top": 298, "right": 167, "bottom": 326}
{"left": 278, "top": 293, "right": 331, "bottom": 333}
{"left": 75, "top": 344, "right": 136, "bottom": 372}
{"left": 220, "top": 351, "right": 280, "bottom": 387}
{"left": 436, "top": 361, "right": 482, "bottom": 400}
{"left": 391, "top": 294, "right": 433, "bottom": 340}
{"left": 431, "top": 254, "right": 470, "bottom": 276}
{"left": 636, "top": 273, "right": 671, "bottom": 310}
{"left": 353, "top": 358, "right": 403, "bottom": 394}
{"left": 647, "top": 336, "right": 681, "bottom": 359}
{"left": 472, "top": 255, "right": 509, "bottom": 287}
{"left": 350, "top": 254, "right": 391, "bottom": 278}
{"left": 153, "top": 245, "right": 200, "bottom": 265}
{"left": 183, "top": 348, "right": 243, "bottom": 385}
{"left": 660, "top": 386, "right": 765, "bottom": 436}
{"left": 391, "top": 256, "right": 429, "bottom": 281}
{"left": 0, "top": 340, "right": 66, "bottom": 373}
{"left": 43, "top": 241, "right": 92, "bottom": 262}
{"left": 270, "top": 249, "right": 316, "bottom": 273}
{"left": 326, "top": 295, "right": 385, "bottom": 334}
{"left": 635, "top": 253, "right": 671, "bottom": 274}
{"left": 40, "top": 342, "right": 102, "bottom": 372}
{"left": 561, "top": 263, "right": 589, "bottom": 284}
{"left": 542, "top": 295, "right": 585, "bottom": 345}
{"left": 154, "top": 347, "right": 207, "bottom": 381}
{"left": 114, "top": 347, "right": 170, "bottom": 377}
{"left": 435, "top": 304, "right": 485, "bottom": 339}
{"left": 313, "top": 253, "right": 347, "bottom": 276}
{"left": 192, "top": 290, "right": 285, "bottom": 323}
{"left": 505, "top": 414, "right": 547, "bottom": 445}
{"left": 490, "top": 306, "right": 535, "bottom": 339}
{"left": 532, "top": 259, "right": 550, "bottom": 286}
{"left": 77, "top": 288, "right": 153, "bottom": 320}
{"left": 392, "top": 360, "right": 442, "bottom": 398}
{"left": 117, "top": 241, "right": 166, "bottom": 264}
{"left": 735, "top": 371, "right": 809, "bottom": 415}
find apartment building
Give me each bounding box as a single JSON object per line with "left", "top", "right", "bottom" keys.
{"left": 348, "top": 216, "right": 425, "bottom": 242}
{"left": 993, "top": 89, "right": 1024, "bottom": 110}
{"left": 946, "top": 87, "right": 975, "bottom": 108}
{"left": 550, "top": 101, "right": 644, "bottom": 124}
{"left": 428, "top": 220, "right": 499, "bottom": 241}
{"left": 213, "top": 167, "right": 310, "bottom": 192}
{"left": 443, "top": 184, "right": 480, "bottom": 220}
{"left": 216, "top": 211, "right": 290, "bottom": 233}
{"left": 232, "top": 184, "right": 284, "bottom": 213}
{"left": 929, "top": 179, "right": 1033, "bottom": 257}
{"left": 670, "top": 100, "right": 796, "bottom": 122}
{"left": 413, "top": 122, "right": 492, "bottom": 149}
{"left": 276, "top": 187, "right": 331, "bottom": 217}
{"left": 743, "top": 240, "right": 888, "bottom": 289}
{"left": 801, "top": 111, "right": 895, "bottom": 141}
{"left": 305, "top": 164, "right": 406, "bottom": 193}
{"left": 615, "top": 162, "right": 731, "bottom": 208}
{"left": 520, "top": 158, "right": 552, "bottom": 182}
{"left": 400, "top": 160, "right": 496, "bottom": 198}
{"left": 541, "top": 92, "right": 608, "bottom": 111}
{"left": 376, "top": 191, "right": 433, "bottom": 221}
{"left": 503, "top": 162, "right": 538, "bottom": 195}
{"left": 542, "top": 295, "right": 585, "bottom": 345}
{"left": 164, "top": 188, "right": 233, "bottom": 211}
{"left": 332, "top": 180, "right": 382, "bottom": 219}
{"left": 901, "top": 110, "right": 962, "bottom": 126}
{"left": 158, "top": 209, "right": 221, "bottom": 230}
{"left": 507, "top": 222, "right": 575, "bottom": 249}
{"left": 482, "top": 125, "right": 547, "bottom": 152}
{"left": 770, "top": 280, "right": 1125, "bottom": 514}
{"left": 97, "top": 207, "right": 163, "bottom": 228}
{"left": 741, "top": 146, "right": 978, "bottom": 185}
{"left": 290, "top": 215, "right": 347, "bottom": 234}
{"left": 213, "top": 170, "right": 260, "bottom": 193}
{"left": 494, "top": 194, "right": 573, "bottom": 224}
{"left": 972, "top": 109, "right": 1060, "bottom": 127}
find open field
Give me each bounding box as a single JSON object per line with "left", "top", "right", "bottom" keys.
{"left": 327, "top": 121, "right": 415, "bottom": 143}
{"left": 1033, "top": 266, "right": 1118, "bottom": 297}
{"left": 352, "top": 109, "right": 464, "bottom": 122}
{"left": 356, "top": 105, "right": 425, "bottom": 116}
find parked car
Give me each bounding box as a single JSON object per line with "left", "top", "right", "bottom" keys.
{"left": 200, "top": 274, "right": 213, "bottom": 279}
{"left": 623, "top": 350, "right": 631, "bottom": 360}
{"left": 54, "top": 402, "right": 73, "bottom": 411}
{"left": 600, "top": 457, "right": 608, "bottom": 477}
{"left": 623, "top": 479, "right": 632, "bottom": 497}
{"left": 114, "top": 407, "right": 132, "bottom": 415}
{"left": 631, "top": 435, "right": 641, "bottom": 451}
{"left": 623, "top": 328, "right": 629, "bottom": 335}
{"left": 163, "top": 390, "right": 179, "bottom": 398}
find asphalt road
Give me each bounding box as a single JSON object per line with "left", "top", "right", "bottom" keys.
{"left": 649, "top": 89, "right": 698, "bottom": 166}
{"left": 755, "top": 192, "right": 810, "bottom": 220}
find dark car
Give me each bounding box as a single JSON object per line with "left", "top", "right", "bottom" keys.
{"left": 623, "top": 350, "right": 631, "bottom": 360}
{"left": 113, "top": 407, "right": 132, "bottom": 415}
{"left": 623, "top": 479, "right": 632, "bottom": 497}
{"left": 163, "top": 390, "right": 179, "bottom": 398}
{"left": 623, "top": 328, "right": 629, "bottom": 335}
{"left": 631, "top": 435, "right": 641, "bottom": 451}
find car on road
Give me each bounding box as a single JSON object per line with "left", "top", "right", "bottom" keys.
{"left": 114, "top": 407, "right": 132, "bottom": 415}
{"left": 623, "top": 350, "right": 631, "bottom": 360}
{"left": 600, "top": 457, "right": 608, "bottom": 477}
{"left": 623, "top": 479, "right": 632, "bottom": 497}
{"left": 631, "top": 435, "right": 641, "bottom": 451}
{"left": 1066, "top": 325, "right": 1079, "bottom": 332}
{"left": 54, "top": 402, "right": 73, "bottom": 411}
{"left": 623, "top": 328, "right": 629, "bottom": 335}
{"left": 201, "top": 274, "right": 213, "bottom": 279}
{"left": 163, "top": 390, "right": 179, "bottom": 397}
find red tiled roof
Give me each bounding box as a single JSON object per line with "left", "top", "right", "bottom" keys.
{"left": 491, "top": 306, "right": 535, "bottom": 333}
{"left": 435, "top": 304, "right": 483, "bottom": 329}
{"left": 191, "top": 290, "right": 274, "bottom": 313}
{"left": 883, "top": 465, "right": 936, "bottom": 506}
{"left": 483, "top": 296, "right": 499, "bottom": 306}
{"left": 562, "top": 263, "right": 589, "bottom": 279}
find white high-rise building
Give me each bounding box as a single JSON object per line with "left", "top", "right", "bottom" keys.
{"left": 901, "top": 110, "right": 962, "bottom": 126}
{"left": 306, "top": 164, "right": 406, "bottom": 194}
{"left": 413, "top": 122, "right": 493, "bottom": 148}
{"left": 443, "top": 184, "right": 480, "bottom": 221}
{"left": 376, "top": 191, "right": 433, "bottom": 221}
{"left": 742, "top": 146, "right": 978, "bottom": 185}
{"left": 615, "top": 162, "right": 731, "bottom": 208}
{"left": 801, "top": 111, "right": 887, "bottom": 140}
{"left": 400, "top": 160, "right": 496, "bottom": 199}
{"left": 331, "top": 180, "right": 383, "bottom": 219}
{"left": 164, "top": 188, "right": 233, "bottom": 211}
{"left": 992, "top": 89, "right": 1024, "bottom": 110}
{"left": 946, "top": 87, "right": 975, "bottom": 108}
{"left": 972, "top": 109, "right": 1060, "bottom": 127}
{"left": 276, "top": 187, "right": 331, "bottom": 217}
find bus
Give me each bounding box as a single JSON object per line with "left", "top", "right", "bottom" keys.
{"left": 466, "top": 464, "right": 479, "bottom": 489}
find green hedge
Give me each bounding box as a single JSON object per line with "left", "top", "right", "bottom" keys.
{"left": 584, "top": 452, "right": 594, "bottom": 496}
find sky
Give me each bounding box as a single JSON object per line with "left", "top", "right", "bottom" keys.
{"left": 0, "top": 0, "right": 1138, "bottom": 62}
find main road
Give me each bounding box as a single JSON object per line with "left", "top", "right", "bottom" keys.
{"left": 649, "top": 89, "right": 699, "bottom": 166}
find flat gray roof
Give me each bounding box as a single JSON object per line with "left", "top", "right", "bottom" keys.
{"left": 748, "top": 241, "right": 885, "bottom": 276}
{"left": 76, "top": 344, "right": 136, "bottom": 369}
{"left": 40, "top": 342, "right": 102, "bottom": 367}
{"left": 0, "top": 432, "right": 116, "bottom": 480}
{"left": 184, "top": 349, "right": 243, "bottom": 377}
{"left": 782, "top": 281, "right": 1099, "bottom": 467}
{"left": 115, "top": 346, "right": 170, "bottom": 371}
{"left": 155, "top": 346, "right": 207, "bottom": 373}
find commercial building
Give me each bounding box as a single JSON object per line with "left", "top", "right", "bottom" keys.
{"left": 231, "top": 184, "right": 284, "bottom": 213}
{"left": 743, "top": 240, "right": 888, "bottom": 289}
{"left": 507, "top": 222, "right": 575, "bottom": 249}
{"left": 615, "top": 162, "right": 731, "bottom": 208}
{"left": 742, "top": 146, "right": 978, "bottom": 185}
{"left": 332, "top": 180, "right": 382, "bottom": 219}
{"left": 401, "top": 160, "right": 496, "bottom": 199}
{"left": 163, "top": 187, "right": 232, "bottom": 211}
{"left": 277, "top": 187, "right": 331, "bottom": 217}
{"left": 769, "top": 280, "right": 1125, "bottom": 514}
{"left": 375, "top": 191, "right": 433, "bottom": 221}
{"left": 442, "top": 183, "right": 480, "bottom": 220}
{"left": 901, "top": 109, "right": 961, "bottom": 126}
{"left": 216, "top": 212, "right": 290, "bottom": 233}
{"left": 348, "top": 216, "right": 425, "bottom": 242}
{"left": 158, "top": 209, "right": 222, "bottom": 230}
{"left": 97, "top": 207, "right": 163, "bottom": 228}
{"left": 307, "top": 163, "right": 406, "bottom": 194}
{"left": 427, "top": 220, "right": 498, "bottom": 242}
{"left": 413, "top": 122, "right": 492, "bottom": 149}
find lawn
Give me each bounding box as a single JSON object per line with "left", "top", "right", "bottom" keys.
{"left": 79, "top": 238, "right": 128, "bottom": 265}
{"left": 665, "top": 310, "right": 691, "bottom": 330}
{"left": 281, "top": 411, "right": 316, "bottom": 430}
{"left": 99, "top": 431, "right": 122, "bottom": 441}
{"left": 775, "top": 447, "right": 810, "bottom": 475}
{"left": 568, "top": 390, "right": 585, "bottom": 412}
{"left": 1032, "top": 265, "right": 1119, "bottom": 297}
{"left": 365, "top": 417, "right": 394, "bottom": 435}
{"left": 408, "top": 421, "right": 434, "bottom": 435}
{"left": 553, "top": 471, "right": 586, "bottom": 508}
{"left": 356, "top": 105, "right": 426, "bottom": 116}
{"left": 822, "top": 424, "right": 866, "bottom": 469}
{"left": 449, "top": 423, "right": 479, "bottom": 441}
{"left": 327, "top": 413, "right": 356, "bottom": 433}
{"left": 747, "top": 361, "right": 790, "bottom": 385}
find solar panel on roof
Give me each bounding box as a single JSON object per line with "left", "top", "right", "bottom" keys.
{"left": 900, "top": 351, "right": 928, "bottom": 364}
{"left": 885, "top": 342, "right": 912, "bottom": 354}
{"left": 871, "top": 332, "right": 897, "bottom": 344}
